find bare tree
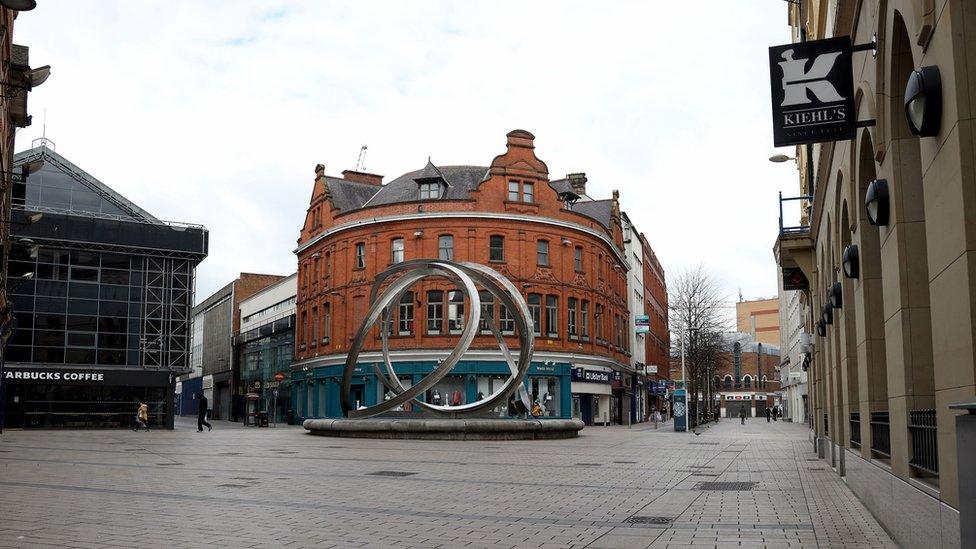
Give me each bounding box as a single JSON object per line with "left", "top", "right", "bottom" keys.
{"left": 668, "top": 265, "right": 731, "bottom": 427}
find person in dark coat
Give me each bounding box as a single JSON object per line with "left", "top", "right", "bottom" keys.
{"left": 739, "top": 407, "right": 748, "bottom": 425}
{"left": 196, "top": 392, "right": 212, "bottom": 432}
{"left": 765, "top": 407, "right": 771, "bottom": 423}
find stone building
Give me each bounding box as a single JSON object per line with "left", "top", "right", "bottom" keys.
{"left": 292, "top": 130, "right": 667, "bottom": 426}
{"left": 713, "top": 333, "right": 781, "bottom": 419}
{"left": 772, "top": 1, "right": 972, "bottom": 545}
{"left": 735, "top": 297, "right": 780, "bottom": 346}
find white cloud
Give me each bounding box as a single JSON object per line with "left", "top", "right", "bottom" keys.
{"left": 14, "top": 1, "right": 794, "bottom": 304}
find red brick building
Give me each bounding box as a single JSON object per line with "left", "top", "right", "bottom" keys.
{"left": 292, "top": 130, "right": 648, "bottom": 425}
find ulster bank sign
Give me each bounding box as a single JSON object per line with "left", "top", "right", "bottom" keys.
{"left": 769, "top": 37, "right": 855, "bottom": 147}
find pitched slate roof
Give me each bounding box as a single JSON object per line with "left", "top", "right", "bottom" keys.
{"left": 324, "top": 176, "right": 380, "bottom": 212}
{"left": 572, "top": 199, "right": 614, "bottom": 230}
{"left": 364, "top": 164, "right": 489, "bottom": 207}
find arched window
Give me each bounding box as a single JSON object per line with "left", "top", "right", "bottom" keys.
{"left": 723, "top": 375, "right": 733, "bottom": 389}
{"left": 743, "top": 374, "right": 752, "bottom": 389}
{"left": 761, "top": 375, "right": 768, "bottom": 389}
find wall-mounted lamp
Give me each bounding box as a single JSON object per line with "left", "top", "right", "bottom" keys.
{"left": 311, "top": 252, "right": 321, "bottom": 259}
{"left": 905, "top": 65, "right": 942, "bottom": 137}
{"left": 821, "top": 303, "right": 833, "bottom": 325}
{"left": 0, "top": 0, "right": 36, "bottom": 11}
{"left": 865, "top": 179, "right": 890, "bottom": 226}
{"left": 816, "top": 320, "right": 826, "bottom": 337}
{"left": 561, "top": 238, "right": 572, "bottom": 246}
{"left": 414, "top": 229, "right": 424, "bottom": 238}
{"left": 830, "top": 282, "right": 843, "bottom": 309}
{"left": 768, "top": 154, "right": 796, "bottom": 163}
{"left": 842, "top": 244, "right": 860, "bottom": 279}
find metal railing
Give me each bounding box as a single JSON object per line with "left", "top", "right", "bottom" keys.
{"left": 908, "top": 409, "right": 939, "bottom": 476}
{"left": 850, "top": 412, "right": 861, "bottom": 448}
{"left": 778, "top": 192, "right": 813, "bottom": 235}
{"left": 870, "top": 411, "right": 891, "bottom": 458}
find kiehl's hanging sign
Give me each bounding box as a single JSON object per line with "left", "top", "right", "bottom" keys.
{"left": 769, "top": 36, "right": 855, "bottom": 146}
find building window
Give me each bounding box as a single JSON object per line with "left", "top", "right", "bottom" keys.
{"left": 507, "top": 180, "right": 535, "bottom": 203}
{"left": 323, "top": 303, "right": 331, "bottom": 344}
{"left": 499, "top": 304, "right": 515, "bottom": 335}
{"left": 489, "top": 235, "right": 504, "bottom": 262}
{"left": 448, "top": 290, "right": 464, "bottom": 333}
{"left": 733, "top": 342, "right": 742, "bottom": 382}
{"left": 537, "top": 240, "right": 549, "bottom": 266}
{"left": 545, "top": 295, "right": 558, "bottom": 338}
{"left": 528, "top": 293, "right": 541, "bottom": 336}
{"left": 427, "top": 290, "right": 443, "bottom": 334}
{"left": 595, "top": 304, "right": 605, "bottom": 342}
{"left": 438, "top": 235, "right": 454, "bottom": 260}
{"left": 419, "top": 182, "right": 441, "bottom": 200}
{"left": 744, "top": 374, "right": 752, "bottom": 389}
{"left": 581, "top": 300, "right": 590, "bottom": 339}
{"left": 574, "top": 246, "right": 583, "bottom": 272}
{"left": 479, "top": 291, "right": 494, "bottom": 334}
{"left": 507, "top": 180, "right": 520, "bottom": 201}
{"left": 391, "top": 238, "right": 404, "bottom": 264}
{"left": 398, "top": 292, "right": 414, "bottom": 335}
{"left": 355, "top": 242, "right": 366, "bottom": 269}
{"left": 568, "top": 297, "right": 578, "bottom": 339}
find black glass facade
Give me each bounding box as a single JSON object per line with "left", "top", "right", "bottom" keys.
{"left": 0, "top": 146, "right": 208, "bottom": 429}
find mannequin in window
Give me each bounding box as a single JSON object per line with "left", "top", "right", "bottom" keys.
{"left": 451, "top": 389, "right": 462, "bottom": 406}
{"left": 432, "top": 390, "right": 441, "bottom": 405}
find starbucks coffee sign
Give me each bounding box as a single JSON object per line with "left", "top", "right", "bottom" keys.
{"left": 2, "top": 367, "right": 170, "bottom": 387}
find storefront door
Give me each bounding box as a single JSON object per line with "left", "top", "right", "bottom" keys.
{"left": 579, "top": 395, "right": 592, "bottom": 425}
{"left": 350, "top": 384, "right": 365, "bottom": 409}
{"left": 3, "top": 385, "right": 26, "bottom": 428}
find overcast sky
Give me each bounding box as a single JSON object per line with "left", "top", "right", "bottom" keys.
{"left": 13, "top": 1, "right": 794, "bottom": 307}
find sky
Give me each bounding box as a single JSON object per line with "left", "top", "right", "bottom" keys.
{"left": 12, "top": 1, "right": 796, "bottom": 306}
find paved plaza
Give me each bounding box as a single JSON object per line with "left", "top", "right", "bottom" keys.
{"left": 0, "top": 418, "right": 895, "bottom": 548}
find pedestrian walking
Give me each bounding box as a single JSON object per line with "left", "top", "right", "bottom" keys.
{"left": 765, "top": 407, "right": 771, "bottom": 423}
{"left": 133, "top": 402, "right": 150, "bottom": 432}
{"left": 773, "top": 406, "right": 778, "bottom": 421}
{"left": 739, "top": 407, "right": 747, "bottom": 425}
{"left": 196, "top": 392, "right": 212, "bottom": 432}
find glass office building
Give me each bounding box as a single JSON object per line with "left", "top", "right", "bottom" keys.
{"left": 1, "top": 145, "right": 207, "bottom": 429}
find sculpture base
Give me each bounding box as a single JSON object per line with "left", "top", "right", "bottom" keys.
{"left": 303, "top": 418, "right": 584, "bottom": 440}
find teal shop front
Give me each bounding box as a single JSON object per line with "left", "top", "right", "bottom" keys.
{"left": 291, "top": 361, "right": 571, "bottom": 421}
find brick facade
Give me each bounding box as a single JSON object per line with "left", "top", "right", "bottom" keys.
{"left": 295, "top": 130, "right": 634, "bottom": 368}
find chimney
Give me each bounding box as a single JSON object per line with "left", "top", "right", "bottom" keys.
{"left": 342, "top": 170, "right": 383, "bottom": 186}
{"left": 567, "top": 172, "right": 587, "bottom": 196}
{"left": 505, "top": 129, "right": 535, "bottom": 150}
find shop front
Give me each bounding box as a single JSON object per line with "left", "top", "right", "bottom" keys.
{"left": 570, "top": 366, "right": 612, "bottom": 426}
{"left": 2, "top": 366, "right": 173, "bottom": 429}
{"left": 292, "top": 360, "right": 571, "bottom": 420}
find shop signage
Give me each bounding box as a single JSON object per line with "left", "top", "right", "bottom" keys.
{"left": 274, "top": 372, "right": 286, "bottom": 381}
{"left": 571, "top": 367, "right": 611, "bottom": 384}
{"left": 769, "top": 36, "right": 855, "bottom": 146}
{"left": 647, "top": 365, "right": 658, "bottom": 374}
{"left": 2, "top": 367, "right": 170, "bottom": 386}
{"left": 635, "top": 315, "right": 649, "bottom": 334}
{"left": 782, "top": 267, "right": 809, "bottom": 291}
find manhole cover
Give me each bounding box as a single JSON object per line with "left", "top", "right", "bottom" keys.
{"left": 124, "top": 448, "right": 145, "bottom": 451}
{"left": 690, "top": 473, "right": 720, "bottom": 477}
{"left": 613, "top": 461, "right": 638, "bottom": 464}
{"left": 695, "top": 481, "right": 756, "bottom": 491}
{"left": 232, "top": 477, "right": 260, "bottom": 480}
{"left": 274, "top": 451, "right": 298, "bottom": 455}
{"left": 688, "top": 465, "right": 714, "bottom": 469}
{"left": 575, "top": 463, "right": 602, "bottom": 466}
{"left": 367, "top": 471, "right": 418, "bottom": 477}
{"left": 216, "top": 484, "right": 247, "bottom": 488}
{"left": 219, "top": 452, "right": 241, "bottom": 456}
{"left": 806, "top": 458, "right": 819, "bottom": 461}
{"left": 627, "top": 516, "right": 672, "bottom": 525}
{"left": 156, "top": 463, "right": 183, "bottom": 466}
{"left": 689, "top": 442, "right": 719, "bottom": 445}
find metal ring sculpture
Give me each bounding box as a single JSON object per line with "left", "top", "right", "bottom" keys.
{"left": 340, "top": 259, "right": 534, "bottom": 419}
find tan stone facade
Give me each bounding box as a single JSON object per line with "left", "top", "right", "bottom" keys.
{"left": 774, "top": 1, "right": 973, "bottom": 546}
{"left": 735, "top": 297, "right": 780, "bottom": 346}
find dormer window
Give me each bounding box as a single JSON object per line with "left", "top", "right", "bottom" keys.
{"left": 415, "top": 159, "right": 447, "bottom": 201}
{"left": 419, "top": 182, "right": 442, "bottom": 199}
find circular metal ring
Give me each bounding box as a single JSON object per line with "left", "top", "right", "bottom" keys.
{"left": 340, "top": 259, "right": 534, "bottom": 418}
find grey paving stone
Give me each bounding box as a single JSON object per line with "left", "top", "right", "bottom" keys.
{"left": 0, "top": 417, "right": 897, "bottom": 548}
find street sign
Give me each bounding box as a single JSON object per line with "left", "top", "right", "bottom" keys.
{"left": 635, "top": 315, "right": 649, "bottom": 334}
{"left": 782, "top": 267, "right": 809, "bottom": 291}
{"left": 769, "top": 36, "right": 855, "bottom": 146}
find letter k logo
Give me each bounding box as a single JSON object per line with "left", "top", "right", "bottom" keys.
{"left": 779, "top": 49, "right": 844, "bottom": 106}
